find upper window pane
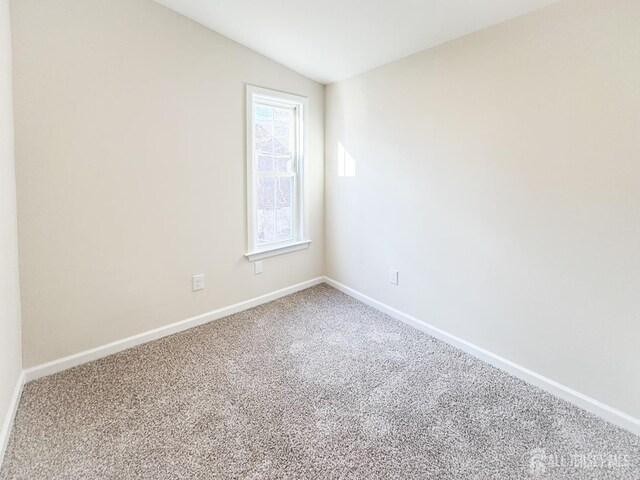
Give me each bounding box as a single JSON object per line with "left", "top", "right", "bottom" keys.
{"left": 254, "top": 103, "right": 294, "bottom": 173}
{"left": 273, "top": 107, "right": 292, "bottom": 157}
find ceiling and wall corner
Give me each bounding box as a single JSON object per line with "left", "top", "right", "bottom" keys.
{"left": 153, "top": 0, "right": 562, "bottom": 84}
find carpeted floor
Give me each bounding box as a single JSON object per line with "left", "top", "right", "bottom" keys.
{"left": 1, "top": 284, "right": 638, "bottom": 479}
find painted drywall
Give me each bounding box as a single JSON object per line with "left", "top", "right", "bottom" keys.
{"left": 0, "top": 0, "right": 22, "bottom": 449}
{"left": 11, "top": 0, "right": 324, "bottom": 367}
{"left": 325, "top": 0, "right": 640, "bottom": 419}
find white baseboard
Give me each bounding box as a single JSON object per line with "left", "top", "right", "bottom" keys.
{"left": 14, "top": 274, "right": 640, "bottom": 440}
{"left": 323, "top": 276, "right": 640, "bottom": 437}
{"left": 23, "top": 277, "right": 324, "bottom": 383}
{"left": 0, "top": 371, "right": 25, "bottom": 470}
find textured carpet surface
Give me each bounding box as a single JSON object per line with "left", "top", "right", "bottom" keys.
{"left": 1, "top": 284, "right": 639, "bottom": 479}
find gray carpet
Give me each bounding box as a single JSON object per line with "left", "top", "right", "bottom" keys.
{"left": 1, "top": 284, "right": 638, "bottom": 479}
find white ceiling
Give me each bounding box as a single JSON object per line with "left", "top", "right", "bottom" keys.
{"left": 153, "top": 0, "right": 560, "bottom": 84}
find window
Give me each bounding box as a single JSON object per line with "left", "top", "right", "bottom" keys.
{"left": 245, "top": 85, "right": 310, "bottom": 261}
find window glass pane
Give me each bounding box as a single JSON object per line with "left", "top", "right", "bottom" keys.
{"left": 254, "top": 102, "right": 294, "bottom": 167}
{"left": 257, "top": 176, "right": 295, "bottom": 245}
{"left": 273, "top": 107, "right": 292, "bottom": 157}
{"left": 276, "top": 176, "right": 294, "bottom": 241}
{"left": 257, "top": 177, "right": 276, "bottom": 244}
{"left": 256, "top": 155, "right": 292, "bottom": 174}
{"left": 257, "top": 155, "right": 275, "bottom": 173}
{"left": 274, "top": 156, "right": 292, "bottom": 173}
{"left": 254, "top": 105, "right": 274, "bottom": 155}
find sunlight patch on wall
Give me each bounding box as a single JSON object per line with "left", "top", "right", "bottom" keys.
{"left": 338, "top": 142, "right": 356, "bottom": 177}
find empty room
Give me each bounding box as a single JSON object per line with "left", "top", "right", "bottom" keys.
{"left": 0, "top": 0, "right": 639, "bottom": 478}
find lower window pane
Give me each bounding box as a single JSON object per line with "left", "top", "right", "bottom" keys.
{"left": 257, "top": 177, "right": 276, "bottom": 244}
{"left": 257, "top": 176, "right": 295, "bottom": 245}
{"left": 277, "top": 177, "right": 294, "bottom": 241}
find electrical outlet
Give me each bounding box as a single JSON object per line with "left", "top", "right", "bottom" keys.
{"left": 192, "top": 274, "right": 205, "bottom": 291}
{"left": 389, "top": 269, "right": 399, "bottom": 286}
{"left": 254, "top": 261, "right": 263, "bottom": 275}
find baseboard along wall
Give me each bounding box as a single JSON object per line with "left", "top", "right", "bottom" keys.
{"left": 0, "top": 372, "right": 25, "bottom": 471}
{"left": 323, "top": 276, "right": 640, "bottom": 437}
{"left": 23, "top": 277, "right": 325, "bottom": 382}
{"left": 1, "top": 274, "right": 637, "bottom": 469}
{"left": 0, "top": 277, "right": 325, "bottom": 469}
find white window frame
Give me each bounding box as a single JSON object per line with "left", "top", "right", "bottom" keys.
{"left": 245, "top": 85, "right": 310, "bottom": 262}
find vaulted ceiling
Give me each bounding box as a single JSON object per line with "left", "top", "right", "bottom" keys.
{"left": 153, "top": 0, "right": 561, "bottom": 84}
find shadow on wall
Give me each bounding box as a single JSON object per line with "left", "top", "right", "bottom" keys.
{"left": 338, "top": 142, "right": 356, "bottom": 177}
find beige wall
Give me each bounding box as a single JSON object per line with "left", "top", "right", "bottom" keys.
{"left": 325, "top": 0, "right": 640, "bottom": 418}
{"left": 9, "top": 0, "right": 640, "bottom": 422}
{"left": 11, "top": 0, "right": 324, "bottom": 367}
{"left": 0, "top": 0, "right": 22, "bottom": 448}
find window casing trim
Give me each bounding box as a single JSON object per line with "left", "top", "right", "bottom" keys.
{"left": 245, "top": 85, "right": 310, "bottom": 261}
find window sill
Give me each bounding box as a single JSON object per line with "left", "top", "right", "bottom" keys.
{"left": 245, "top": 240, "right": 311, "bottom": 262}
